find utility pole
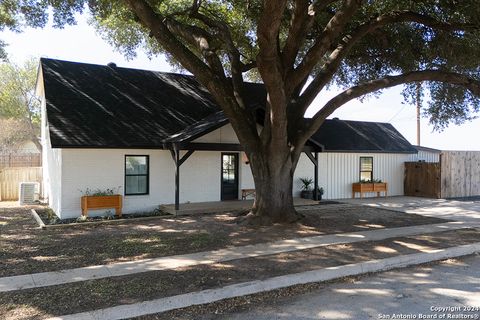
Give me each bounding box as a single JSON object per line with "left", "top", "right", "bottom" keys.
{"left": 416, "top": 83, "right": 421, "bottom": 146}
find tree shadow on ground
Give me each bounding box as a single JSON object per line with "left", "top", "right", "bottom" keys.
{"left": 0, "top": 203, "right": 449, "bottom": 277}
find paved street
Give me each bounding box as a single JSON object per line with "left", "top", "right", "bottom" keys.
{"left": 220, "top": 254, "right": 480, "bottom": 320}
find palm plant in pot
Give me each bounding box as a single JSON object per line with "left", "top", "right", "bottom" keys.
{"left": 316, "top": 187, "right": 324, "bottom": 201}
{"left": 299, "top": 177, "right": 314, "bottom": 199}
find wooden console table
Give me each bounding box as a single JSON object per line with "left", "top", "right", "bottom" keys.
{"left": 352, "top": 183, "right": 387, "bottom": 198}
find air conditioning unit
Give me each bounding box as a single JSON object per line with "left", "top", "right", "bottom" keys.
{"left": 19, "top": 182, "right": 40, "bottom": 205}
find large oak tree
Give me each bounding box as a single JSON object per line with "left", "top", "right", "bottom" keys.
{"left": 4, "top": 0, "right": 480, "bottom": 223}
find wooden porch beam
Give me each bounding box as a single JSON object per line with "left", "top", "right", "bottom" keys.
{"left": 178, "top": 142, "right": 318, "bottom": 152}
{"left": 304, "top": 151, "right": 318, "bottom": 166}
{"left": 304, "top": 151, "right": 319, "bottom": 200}
{"left": 178, "top": 150, "right": 195, "bottom": 166}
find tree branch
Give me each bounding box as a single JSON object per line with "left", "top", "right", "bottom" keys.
{"left": 295, "top": 10, "right": 480, "bottom": 119}
{"left": 126, "top": 0, "right": 261, "bottom": 149}
{"left": 163, "top": 17, "right": 225, "bottom": 76}
{"left": 282, "top": 0, "right": 339, "bottom": 72}
{"left": 287, "top": 0, "right": 362, "bottom": 95}
{"left": 297, "top": 70, "right": 480, "bottom": 146}
{"left": 125, "top": 0, "right": 214, "bottom": 82}
{"left": 189, "top": 7, "right": 247, "bottom": 108}
{"left": 257, "top": 0, "right": 288, "bottom": 63}
{"left": 257, "top": 0, "right": 290, "bottom": 147}
{"left": 281, "top": 0, "right": 312, "bottom": 71}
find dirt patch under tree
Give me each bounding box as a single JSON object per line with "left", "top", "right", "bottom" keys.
{"left": 0, "top": 203, "right": 448, "bottom": 277}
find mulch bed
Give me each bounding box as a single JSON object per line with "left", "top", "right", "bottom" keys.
{"left": 35, "top": 207, "right": 171, "bottom": 225}
{"left": 0, "top": 203, "right": 448, "bottom": 278}
{"left": 1, "top": 228, "right": 478, "bottom": 320}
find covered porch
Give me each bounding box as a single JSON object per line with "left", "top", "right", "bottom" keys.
{"left": 160, "top": 197, "right": 319, "bottom": 216}
{"left": 166, "top": 139, "right": 324, "bottom": 212}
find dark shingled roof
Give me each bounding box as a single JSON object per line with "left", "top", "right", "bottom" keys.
{"left": 39, "top": 58, "right": 416, "bottom": 153}
{"left": 40, "top": 58, "right": 264, "bottom": 148}
{"left": 312, "top": 118, "right": 417, "bottom": 153}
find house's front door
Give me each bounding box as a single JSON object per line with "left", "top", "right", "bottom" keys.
{"left": 221, "top": 153, "right": 239, "bottom": 200}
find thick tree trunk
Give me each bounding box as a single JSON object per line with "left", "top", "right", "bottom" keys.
{"left": 245, "top": 148, "right": 302, "bottom": 225}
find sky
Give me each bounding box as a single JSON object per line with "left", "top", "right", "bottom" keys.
{"left": 1, "top": 13, "right": 479, "bottom": 151}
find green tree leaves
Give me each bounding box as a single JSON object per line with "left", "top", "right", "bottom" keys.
{"left": 0, "top": 58, "right": 41, "bottom": 151}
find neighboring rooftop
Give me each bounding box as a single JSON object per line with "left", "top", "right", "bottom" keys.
{"left": 38, "top": 58, "right": 416, "bottom": 154}
{"left": 413, "top": 145, "right": 442, "bottom": 153}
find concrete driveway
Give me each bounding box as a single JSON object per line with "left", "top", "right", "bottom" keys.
{"left": 219, "top": 254, "right": 480, "bottom": 320}
{"left": 340, "top": 196, "right": 480, "bottom": 224}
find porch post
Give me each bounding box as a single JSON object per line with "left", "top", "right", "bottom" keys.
{"left": 169, "top": 147, "right": 195, "bottom": 211}
{"left": 314, "top": 152, "right": 319, "bottom": 200}
{"left": 304, "top": 151, "right": 319, "bottom": 200}
{"left": 173, "top": 150, "right": 180, "bottom": 211}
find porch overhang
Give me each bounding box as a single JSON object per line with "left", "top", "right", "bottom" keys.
{"left": 167, "top": 142, "right": 323, "bottom": 211}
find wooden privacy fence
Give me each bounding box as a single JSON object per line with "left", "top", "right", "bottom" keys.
{"left": 405, "top": 151, "right": 480, "bottom": 199}
{"left": 441, "top": 151, "right": 480, "bottom": 198}
{"left": 0, "top": 167, "right": 42, "bottom": 201}
{"left": 0, "top": 153, "right": 41, "bottom": 168}
{"left": 404, "top": 162, "right": 441, "bottom": 198}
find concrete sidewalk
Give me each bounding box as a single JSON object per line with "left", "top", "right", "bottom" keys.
{"left": 0, "top": 221, "right": 474, "bottom": 293}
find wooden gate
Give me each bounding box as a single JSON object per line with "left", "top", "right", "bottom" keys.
{"left": 404, "top": 162, "right": 441, "bottom": 198}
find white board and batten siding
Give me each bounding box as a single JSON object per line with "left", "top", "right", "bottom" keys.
{"left": 416, "top": 150, "right": 440, "bottom": 162}
{"left": 317, "top": 152, "right": 413, "bottom": 200}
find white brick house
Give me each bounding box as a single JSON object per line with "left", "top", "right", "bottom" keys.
{"left": 38, "top": 58, "right": 420, "bottom": 219}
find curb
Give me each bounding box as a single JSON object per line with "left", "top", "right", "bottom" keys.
{"left": 47, "top": 242, "right": 480, "bottom": 320}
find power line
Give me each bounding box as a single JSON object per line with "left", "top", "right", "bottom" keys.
{"left": 387, "top": 104, "right": 408, "bottom": 123}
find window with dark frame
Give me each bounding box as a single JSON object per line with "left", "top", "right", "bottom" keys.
{"left": 125, "top": 155, "right": 149, "bottom": 195}
{"left": 359, "top": 157, "right": 373, "bottom": 182}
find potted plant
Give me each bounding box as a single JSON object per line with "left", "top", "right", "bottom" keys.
{"left": 80, "top": 187, "right": 123, "bottom": 217}
{"left": 316, "top": 187, "right": 324, "bottom": 201}
{"left": 299, "top": 177, "right": 314, "bottom": 199}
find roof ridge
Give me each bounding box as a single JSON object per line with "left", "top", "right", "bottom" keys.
{"left": 40, "top": 57, "right": 265, "bottom": 87}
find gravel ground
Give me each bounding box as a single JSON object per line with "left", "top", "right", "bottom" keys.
{"left": 1, "top": 228, "right": 478, "bottom": 319}
{"left": 0, "top": 203, "right": 447, "bottom": 277}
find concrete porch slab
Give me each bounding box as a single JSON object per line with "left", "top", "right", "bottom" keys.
{"left": 160, "top": 197, "right": 319, "bottom": 215}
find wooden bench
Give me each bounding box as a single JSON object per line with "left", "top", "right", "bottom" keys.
{"left": 241, "top": 189, "right": 256, "bottom": 200}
